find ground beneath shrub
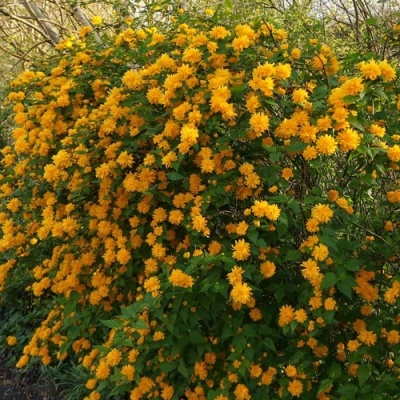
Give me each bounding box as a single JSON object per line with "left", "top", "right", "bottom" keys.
{"left": 0, "top": 362, "right": 60, "bottom": 400}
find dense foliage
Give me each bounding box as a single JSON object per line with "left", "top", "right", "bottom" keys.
{"left": 1, "top": 9, "right": 400, "bottom": 400}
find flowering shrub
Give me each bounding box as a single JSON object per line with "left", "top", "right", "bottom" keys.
{"left": 1, "top": 10, "right": 400, "bottom": 400}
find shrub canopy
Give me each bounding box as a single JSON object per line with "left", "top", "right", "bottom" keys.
{"left": 1, "top": 10, "right": 400, "bottom": 400}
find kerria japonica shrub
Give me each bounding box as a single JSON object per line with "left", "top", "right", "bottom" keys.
{"left": 1, "top": 11, "right": 400, "bottom": 400}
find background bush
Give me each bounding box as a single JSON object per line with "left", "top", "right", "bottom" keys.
{"left": 1, "top": 7, "right": 400, "bottom": 400}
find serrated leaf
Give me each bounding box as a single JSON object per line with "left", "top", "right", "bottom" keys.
{"left": 321, "top": 272, "right": 337, "bottom": 289}
{"left": 100, "top": 319, "right": 123, "bottom": 329}
{"left": 337, "top": 278, "right": 354, "bottom": 299}
{"left": 329, "top": 361, "right": 342, "bottom": 379}
{"left": 286, "top": 141, "right": 307, "bottom": 152}
{"left": 188, "top": 331, "right": 205, "bottom": 344}
{"left": 247, "top": 229, "right": 258, "bottom": 244}
{"left": 133, "top": 319, "right": 148, "bottom": 329}
{"left": 167, "top": 172, "right": 184, "bottom": 181}
{"left": 348, "top": 116, "right": 365, "bottom": 131}
{"left": 178, "top": 360, "right": 189, "bottom": 380}
{"left": 284, "top": 250, "right": 302, "bottom": 261}
{"left": 270, "top": 152, "right": 282, "bottom": 162}
{"left": 375, "top": 87, "right": 389, "bottom": 101}
{"left": 337, "top": 383, "right": 358, "bottom": 398}
{"left": 231, "top": 83, "right": 248, "bottom": 94}
{"left": 318, "top": 379, "right": 333, "bottom": 394}
{"left": 357, "top": 364, "right": 370, "bottom": 387}
{"left": 264, "top": 337, "right": 276, "bottom": 353}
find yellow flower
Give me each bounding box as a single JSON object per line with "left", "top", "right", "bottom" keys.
{"left": 182, "top": 48, "right": 203, "bottom": 64}
{"left": 232, "top": 35, "right": 251, "bottom": 52}
{"left": 210, "top": 26, "right": 230, "bottom": 40}
{"left": 236, "top": 221, "right": 249, "bottom": 235}
{"left": 358, "top": 329, "right": 377, "bottom": 346}
{"left": 285, "top": 365, "right": 297, "bottom": 377}
{"left": 96, "top": 361, "right": 111, "bottom": 380}
{"left": 386, "top": 330, "right": 400, "bottom": 344}
{"left": 387, "top": 144, "right": 400, "bottom": 162}
{"left": 302, "top": 145, "right": 318, "bottom": 160}
{"left": 347, "top": 339, "right": 361, "bottom": 352}
{"left": 91, "top": 16, "right": 103, "bottom": 26}
{"left": 6, "top": 198, "right": 21, "bottom": 213}
{"left": 369, "top": 123, "right": 385, "bottom": 138}
{"left": 379, "top": 60, "right": 396, "bottom": 82}
{"left": 169, "top": 210, "right": 184, "bottom": 225}
{"left": 180, "top": 125, "right": 199, "bottom": 146}
{"left": 121, "top": 365, "right": 135, "bottom": 381}
{"left": 234, "top": 383, "right": 251, "bottom": 400}
{"left": 230, "top": 282, "right": 252, "bottom": 304}
{"left": 161, "top": 385, "right": 174, "bottom": 400}
{"left": 6, "top": 336, "right": 17, "bottom": 346}
{"left": 311, "top": 204, "right": 334, "bottom": 223}
{"left": 227, "top": 266, "right": 244, "bottom": 285}
{"left": 208, "top": 241, "right": 222, "bottom": 255}
{"left": 306, "top": 218, "right": 320, "bottom": 232}
{"left": 192, "top": 214, "right": 209, "bottom": 234}
{"left": 278, "top": 304, "right": 295, "bottom": 326}
{"left": 232, "top": 239, "right": 251, "bottom": 261}
{"left": 85, "top": 378, "right": 97, "bottom": 389}
{"left": 147, "top": 87, "right": 164, "bottom": 104}
{"left": 295, "top": 309, "right": 308, "bottom": 323}
{"left": 249, "top": 307, "right": 262, "bottom": 321}
{"left": 312, "top": 243, "right": 329, "bottom": 261}
{"left": 288, "top": 379, "right": 303, "bottom": 397}
{"left": 281, "top": 167, "right": 293, "bottom": 180}
{"left": 153, "top": 331, "right": 165, "bottom": 341}
{"left": 292, "top": 88, "right": 308, "bottom": 104}
{"left": 260, "top": 260, "right": 276, "bottom": 278}
{"left": 384, "top": 221, "right": 394, "bottom": 232}
{"left": 122, "top": 70, "right": 143, "bottom": 90}
{"left": 337, "top": 128, "right": 361, "bottom": 151}
{"left": 106, "top": 348, "right": 122, "bottom": 367}
{"left": 341, "top": 77, "right": 364, "bottom": 95}
{"left": 316, "top": 135, "right": 337, "bottom": 155}
{"left": 144, "top": 276, "right": 160, "bottom": 293}
{"left": 324, "top": 297, "right": 336, "bottom": 310}
{"left": 291, "top": 48, "right": 301, "bottom": 59}
{"left": 249, "top": 112, "right": 269, "bottom": 135}
{"left": 358, "top": 59, "right": 381, "bottom": 80}
{"left": 168, "top": 269, "right": 194, "bottom": 288}
{"left": 274, "top": 63, "right": 292, "bottom": 80}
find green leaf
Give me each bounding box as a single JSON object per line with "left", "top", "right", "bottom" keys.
{"left": 69, "top": 291, "right": 81, "bottom": 302}
{"left": 64, "top": 300, "right": 76, "bottom": 316}
{"left": 188, "top": 331, "right": 205, "bottom": 344}
{"left": 375, "top": 87, "right": 389, "bottom": 101}
{"left": 178, "top": 360, "right": 189, "bottom": 381}
{"left": 357, "top": 364, "right": 370, "bottom": 387}
{"left": 270, "top": 152, "right": 282, "bottom": 162}
{"left": 100, "top": 319, "right": 123, "bottom": 329}
{"left": 286, "top": 141, "right": 307, "bottom": 152}
{"left": 348, "top": 116, "right": 365, "bottom": 131}
{"left": 231, "top": 83, "right": 248, "bottom": 95}
{"left": 247, "top": 228, "right": 258, "bottom": 244}
{"left": 133, "top": 319, "right": 148, "bottom": 329}
{"left": 337, "top": 277, "right": 354, "bottom": 299}
{"left": 284, "top": 250, "right": 302, "bottom": 261}
{"left": 337, "top": 383, "right": 357, "bottom": 398}
{"left": 167, "top": 172, "right": 184, "bottom": 180}
{"left": 365, "top": 18, "right": 377, "bottom": 26}
{"left": 329, "top": 361, "right": 342, "bottom": 379}
{"left": 321, "top": 272, "right": 337, "bottom": 289}
{"left": 263, "top": 337, "right": 276, "bottom": 353}
{"left": 318, "top": 379, "right": 333, "bottom": 394}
